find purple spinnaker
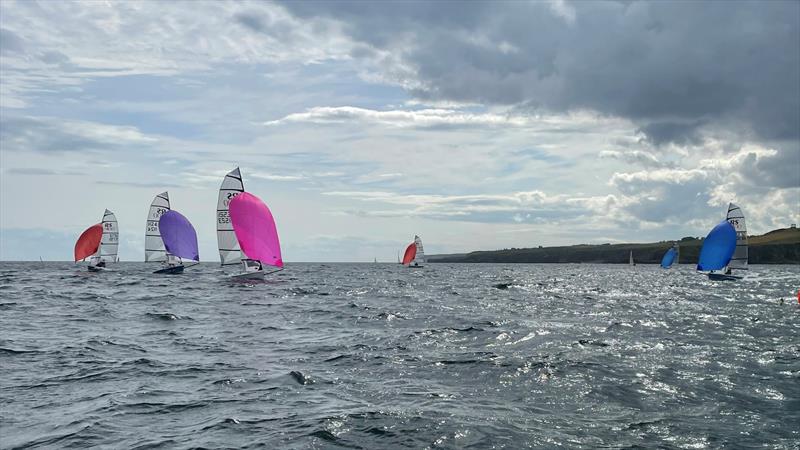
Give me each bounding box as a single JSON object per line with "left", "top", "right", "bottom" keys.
{"left": 158, "top": 210, "right": 199, "bottom": 261}
{"left": 229, "top": 192, "right": 283, "bottom": 268}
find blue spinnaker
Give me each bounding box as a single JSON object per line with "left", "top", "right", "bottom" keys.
{"left": 696, "top": 221, "right": 736, "bottom": 271}
{"left": 660, "top": 247, "right": 677, "bottom": 269}
{"left": 159, "top": 210, "right": 199, "bottom": 261}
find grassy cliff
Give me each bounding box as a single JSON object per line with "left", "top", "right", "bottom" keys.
{"left": 428, "top": 228, "right": 800, "bottom": 264}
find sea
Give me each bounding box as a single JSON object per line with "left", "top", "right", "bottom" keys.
{"left": 1, "top": 262, "right": 798, "bottom": 449}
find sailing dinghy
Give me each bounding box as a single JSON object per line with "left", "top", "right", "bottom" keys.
{"left": 156, "top": 210, "right": 200, "bottom": 274}
{"left": 629, "top": 250, "right": 635, "bottom": 266}
{"left": 228, "top": 192, "right": 284, "bottom": 279}
{"left": 701, "top": 203, "right": 748, "bottom": 280}
{"left": 660, "top": 243, "right": 679, "bottom": 269}
{"left": 402, "top": 235, "right": 425, "bottom": 268}
{"left": 696, "top": 219, "right": 738, "bottom": 280}
{"left": 75, "top": 209, "right": 118, "bottom": 271}
{"left": 216, "top": 168, "right": 283, "bottom": 279}
{"left": 144, "top": 192, "right": 176, "bottom": 273}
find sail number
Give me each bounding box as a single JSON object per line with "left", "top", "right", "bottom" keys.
{"left": 222, "top": 192, "right": 240, "bottom": 207}
{"left": 218, "top": 210, "right": 231, "bottom": 224}
{"left": 151, "top": 208, "right": 167, "bottom": 219}
{"left": 728, "top": 219, "right": 739, "bottom": 227}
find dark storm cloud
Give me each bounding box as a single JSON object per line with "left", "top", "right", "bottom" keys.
{"left": 278, "top": 0, "right": 800, "bottom": 144}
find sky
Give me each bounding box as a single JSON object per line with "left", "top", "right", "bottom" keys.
{"left": 0, "top": 0, "right": 798, "bottom": 262}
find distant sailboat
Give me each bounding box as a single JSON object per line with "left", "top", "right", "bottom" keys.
{"left": 156, "top": 210, "right": 200, "bottom": 274}
{"left": 629, "top": 250, "right": 635, "bottom": 266}
{"left": 402, "top": 235, "right": 425, "bottom": 268}
{"left": 697, "top": 219, "right": 738, "bottom": 280}
{"left": 75, "top": 209, "right": 118, "bottom": 271}
{"left": 228, "top": 192, "right": 284, "bottom": 279}
{"left": 660, "top": 243, "right": 679, "bottom": 269}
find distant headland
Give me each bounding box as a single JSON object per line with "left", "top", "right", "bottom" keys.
{"left": 428, "top": 228, "right": 800, "bottom": 264}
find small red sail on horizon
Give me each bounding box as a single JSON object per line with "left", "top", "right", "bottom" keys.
{"left": 74, "top": 224, "right": 102, "bottom": 261}
{"left": 401, "top": 242, "right": 416, "bottom": 265}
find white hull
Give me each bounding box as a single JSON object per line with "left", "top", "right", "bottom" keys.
{"left": 230, "top": 270, "right": 267, "bottom": 280}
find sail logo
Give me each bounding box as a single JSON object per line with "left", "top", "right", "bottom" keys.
{"left": 223, "top": 191, "right": 240, "bottom": 207}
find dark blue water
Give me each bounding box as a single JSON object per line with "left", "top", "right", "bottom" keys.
{"left": 1, "top": 262, "right": 798, "bottom": 449}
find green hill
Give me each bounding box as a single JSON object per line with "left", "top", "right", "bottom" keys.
{"left": 428, "top": 228, "right": 800, "bottom": 264}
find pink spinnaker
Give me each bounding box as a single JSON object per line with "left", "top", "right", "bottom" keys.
{"left": 229, "top": 192, "right": 283, "bottom": 268}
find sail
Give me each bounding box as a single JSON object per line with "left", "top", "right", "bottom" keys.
{"left": 726, "top": 203, "right": 748, "bottom": 270}
{"left": 660, "top": 246, "right": 677, "bottom": 269}
{"left": 159, "top": 210, "right": 199, "bottom": 262}
{"left": 413, "top": 235, "right": 425, "bottom": 264}
{"left": 401, "top": 243, "right": 416, "bottom": 265}
{"left": 629, "top": 251, "right": 634, "bottom": 266}
{"left": 74, "top": 224, "right": 102, "bottom": 261}
{"left": 697, "top": 220, "right": 737, "bottom": 271}
{"left": 217, "top": 167, "right": 245, "bottom": 265}
{"left": 99, "top": 209, "right": 119, "bottom": 263}
{"left": 145, "top": 191, "right": 170, "bottom": 262}
{"left": 229, "top": 192, "right": 283, "bottom": 268}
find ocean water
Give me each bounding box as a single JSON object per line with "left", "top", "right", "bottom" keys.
{"left": 1, "top": 262, "right": 798, "bottom": 449}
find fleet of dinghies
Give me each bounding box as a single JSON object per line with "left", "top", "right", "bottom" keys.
{"left": 72, "top": 172, "right": 751, "bottom": 282}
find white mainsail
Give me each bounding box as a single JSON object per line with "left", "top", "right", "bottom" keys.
{"left": 629, "top": 251, "right": 634, "bottom": 266}
{"left": 412, "top": 235, "right": 425, "bottom": 265}
{"left": 217, "top": 167, "right": 245, "bottom": 265}
{"left": 99, "top": 209, "right": 119, "bottom": 263}
{"left": 145, "top": 191, "right": 170, "bottom": 262}
{"left": 726, "top": 202, "right": 748, "bottom": 271}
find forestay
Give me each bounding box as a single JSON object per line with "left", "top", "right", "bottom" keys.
{"left": 726, "top": 203, "right": 748, "bottom": 270}
{"left": 145, "top": 191, "right": 170, "bottom": 262}
{"left": 99, "top": 209, "right": 119, "bottom": 263}
{"left": 217, "top": 167, "right": 245, "bottom": 265}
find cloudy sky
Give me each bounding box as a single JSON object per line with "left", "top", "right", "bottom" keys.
{"left": 1, "top": 0, "right": 798, "bottom": 261}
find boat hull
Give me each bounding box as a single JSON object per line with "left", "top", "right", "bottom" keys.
{"left": 154, "top": 265, "right": 184, "bottom": 275}
{"left": 707, "top": 273, "right": 743, "bottom": 281}
{"left": 230, "top": 270, "right": 268, "bottom": 280}
{"left": 87, "top": 265, "right": 107, "bottom": 272}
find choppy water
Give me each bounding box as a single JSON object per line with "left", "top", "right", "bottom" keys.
{"left": 1, "top": 262, "right": 798, "bottom": 449}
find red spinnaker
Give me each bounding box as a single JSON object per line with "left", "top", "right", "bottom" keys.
{"left": 401, "top": 243, "right": 416, "bottom": 265}
{"left": 74, "top": 224, "right": 102, "bottom": 261}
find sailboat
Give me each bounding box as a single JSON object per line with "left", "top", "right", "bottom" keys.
{"left": 156, "top": 210, "right": 200, "bottom": 274}
{"left": 146, "top": 192, "right": 199, "bottom": 274}
{"left": 629, "top": 250, "right": 635, "bottom": 266}
{"left": 145, "top": 192, "right": 174, "bottom": 271}
{"left": 402, "top": 235, "right": 425, "bottom": 268}
{"left": 660, "top": 243, "right": 679, "bottom": 269}
{"left": 696, "top": 204, "right": 748, "bottom": 281}
{"left": 701, "top": 203, "right": 747, "bottom": 280}
{"left": 74, "top": 209, "right": 118, "bottom": 271}
{"left": 216, "top": 168, "right": 283, "bottom": 279}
